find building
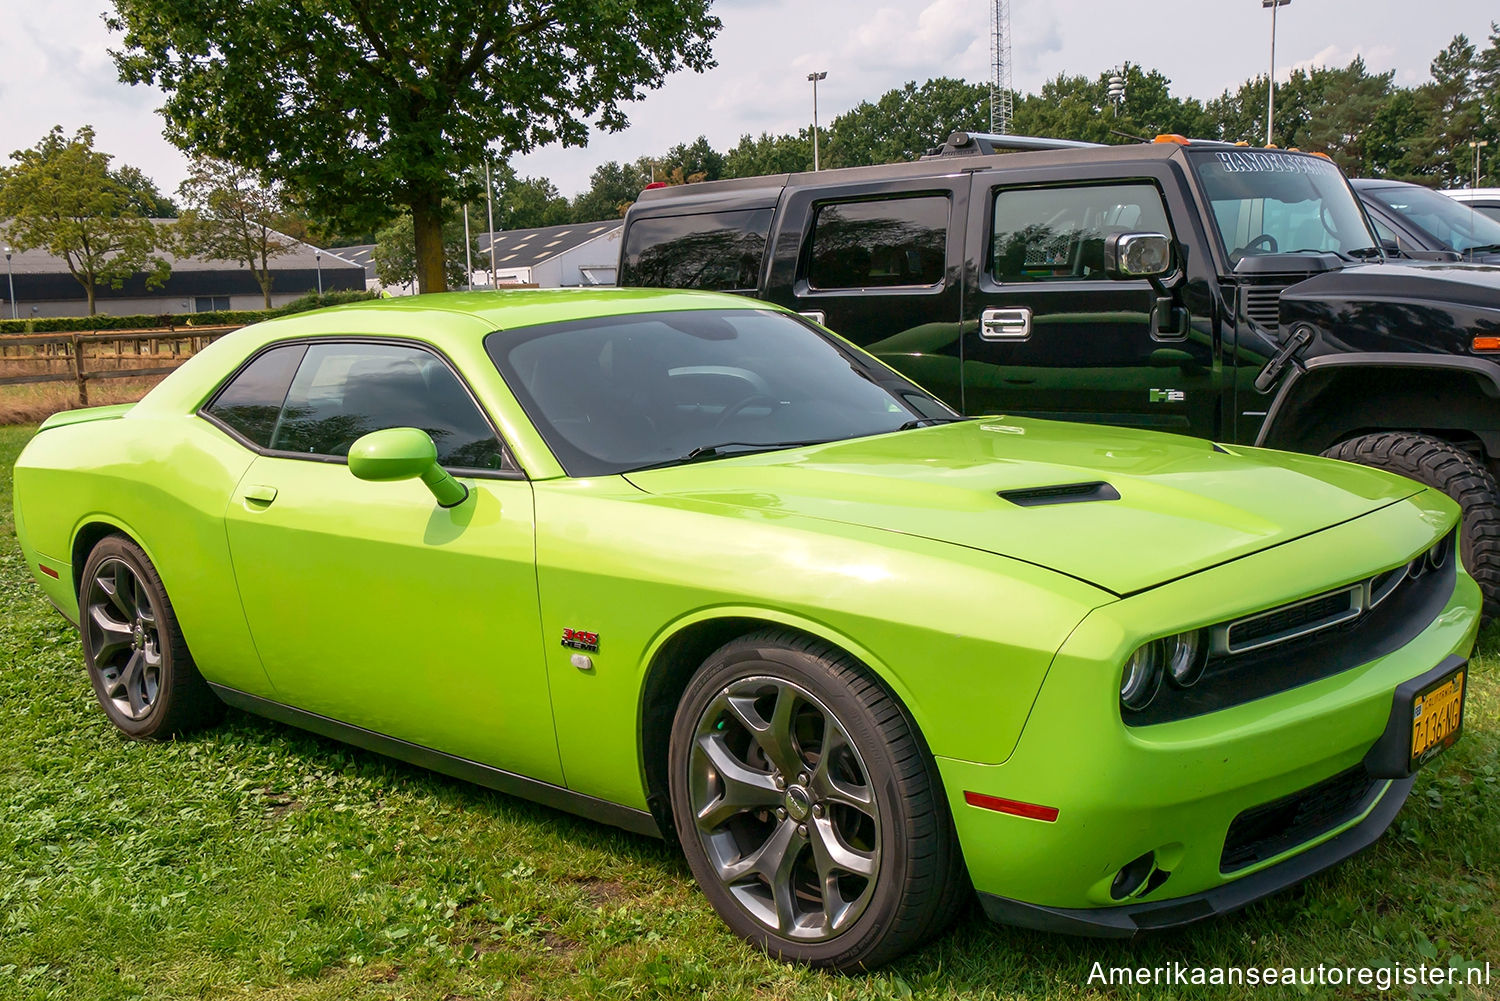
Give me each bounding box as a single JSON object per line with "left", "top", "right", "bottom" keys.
{"left": 328, "top": 219, "right": 622, "bottom": 295}
{"left": 1, "top": 222, "right": 363, "bottom": 319}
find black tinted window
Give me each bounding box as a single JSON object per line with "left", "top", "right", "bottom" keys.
{"left": 272, "top": 342, "right": 507, "bottom": 470}
{"left": 486, "top": 309, "right": 946, "bottom": 477}
{"left": 204, "top": 344, "right": 307, "bottom": 447}
{"left": 990, "top": 183, "right": 1171, "bottom": 281}
{"left": 621, "top": 209, "right": 772, "bottom": 290}
{"left": 807, "top": 196, "right": 948, "bottom": 290}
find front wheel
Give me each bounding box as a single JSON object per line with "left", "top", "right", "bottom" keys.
{"left": 79, "top": 535, "right": 221, "bottom": 738}
{"left": 1323, "top": 433, "right": 1500, "bottom": 620}
{"left": 668, "top": 630, "right": 962, "bottom": 970}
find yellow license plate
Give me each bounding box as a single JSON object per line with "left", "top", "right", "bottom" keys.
{"left": 1410, "top": 669, "right": 1465, "bottom": 770}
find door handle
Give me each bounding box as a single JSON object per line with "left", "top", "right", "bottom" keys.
{"left": 243, "top": 484, "right": 278, "bottom": 508}
{"left": 980, "top": 307, "right": 1031, "bottom": 341}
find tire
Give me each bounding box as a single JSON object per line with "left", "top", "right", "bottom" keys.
{"left": 78, "top": 535, "right": 221, "bottom": 738}
{"left": 1322, "top": 432, "right": 1500, "bottom": 620}
{"left": 668, "top": 629, "right": 961, "bottom": 970}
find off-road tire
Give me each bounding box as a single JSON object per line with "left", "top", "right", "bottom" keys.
{"left": 79, "top": 535, "right": 222, "bottom": 738}
{"left": 668, "top": 628, "right": 963, "bottom": 970}
{"left": 1323, "top": 432, "right": 1500, "bottom": 620}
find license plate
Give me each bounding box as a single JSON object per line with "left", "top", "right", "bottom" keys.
{"left": 1410, "top": 667, "right": 1465, "bottom": 770}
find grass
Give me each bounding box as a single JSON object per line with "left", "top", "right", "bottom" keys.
{"left": 0, "top": 420, "right": 1497, "bottom": 1000}
{"left": 0, "top": 377, "right": 165, "bottom": 426}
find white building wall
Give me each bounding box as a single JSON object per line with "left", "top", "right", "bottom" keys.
{"left": 11, "top": 290, "right": 311, "bottom": 320}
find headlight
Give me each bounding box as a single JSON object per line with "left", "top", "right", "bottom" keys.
{"left": 1120, "top": 642, "right": 1165, "bottom": 711}
{"left": 1121, "top": 629, "right": 1206, "bottom": 711}
{"left": 1165, "top": 630, "right": 1207, "bottom": 688}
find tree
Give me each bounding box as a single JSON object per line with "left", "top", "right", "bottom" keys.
{"left": 1014, "top": 65, "right": 1212, "bottom": 146}
{"left": 1405, "top": 35, "right": 1483, "bottom": 185}
{"left": 108, "top": 0, "right": 720, "bottom": 294}
{"left": 0, "top": 125, "right": 168, "bottom": 315}
{"left": 372, "top": 208, "right": 480, "bottom": 291}
{"left": 662, "top": 136, "right": 726, "bottom": 182}
{"left": 174, "top": 157, "right": 298, "bottom": 308}
{"left": 114, "top": 164, "right": 178, "bottom": 217}
{"left": 571, "top": 160, "right": 653, "bottom": 222}
{"left": 488, "top": 162, "right": 572, "bottom": 230}
{"left": 827, "top": 78, "right": 989, "bottom": 167}
{"left": 724, "top": 132, "right": 814, "bottom": 178}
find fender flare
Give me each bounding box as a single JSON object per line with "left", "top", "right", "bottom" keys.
{"left": 1255, "top": 353, "right": 1500, "bottom": 449}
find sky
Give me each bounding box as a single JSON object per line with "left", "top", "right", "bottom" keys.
{"left": 1, "top": 0, "right": 1496, "bottom": 202}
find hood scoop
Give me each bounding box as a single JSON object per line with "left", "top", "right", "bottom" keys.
{"left": 998, "top": 481, "right": 1121, "bottom": 508}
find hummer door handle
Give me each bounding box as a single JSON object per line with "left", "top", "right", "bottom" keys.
{"left": 980, "top": 307, "right": 1032, "bottom": 341}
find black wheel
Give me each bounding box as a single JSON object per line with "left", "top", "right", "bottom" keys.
{"left": 1322, "top": 433, "right": 1500, "bottom": 620}
{"left": 79, "top": 535, "right": 221, "bottom": 738}
{"left": 668, "top": 629, "right": 962, "bottom": 970}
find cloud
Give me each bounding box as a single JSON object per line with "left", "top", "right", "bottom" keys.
{"left": 1282, "top": 43, "right": 1400, "bottom": 81}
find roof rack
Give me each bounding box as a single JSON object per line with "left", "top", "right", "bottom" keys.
{"left": 921, "top": 131, "right": 1104, "bottom": 159}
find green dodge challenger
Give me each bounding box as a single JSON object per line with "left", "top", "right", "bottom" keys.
{"left": 12, "top": 289, "right": 1478, "bottom": 969}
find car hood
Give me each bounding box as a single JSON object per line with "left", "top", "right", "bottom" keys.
{"left": 1281, "top": 260, "right": 1500, "bottom": 311}
{"left": 622, "top": 420, "right": 1423, "bottom": 595}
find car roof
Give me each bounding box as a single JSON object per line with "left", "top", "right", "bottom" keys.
{"left": 268, "top": 287, "right": 773, "bottom": 334}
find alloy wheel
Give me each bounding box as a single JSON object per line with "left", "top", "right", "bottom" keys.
{"left": 84, "top": 557, "right": 163, "bottom": 720}
{"left": 687, "top": 675, "right": 881, "bottom": 942}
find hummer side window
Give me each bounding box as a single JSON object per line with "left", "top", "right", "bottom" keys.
{"left": 620, "top": 209, "right": 773, "bottom": 291}
{"left": 806, "top": 195, "right": 948, "bottom": 290}
{"left": 990, "top": 183, "right": 1171, "bottom": 282}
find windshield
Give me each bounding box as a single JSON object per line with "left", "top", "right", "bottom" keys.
{"left": 485, "top": 308, "right": 953, "bottom": 477}
{"left": 1360, "top": 184, "right": 1500, "bottom": 255}
{"left": 1188, "top": 149, "right": 1379, "bottom": 264}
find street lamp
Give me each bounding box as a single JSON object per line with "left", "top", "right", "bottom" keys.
{"left": 807, "top": 71, "right": 828, "bottom": 171}
{"left": 315, "top": 249, "right": 323, "bottom": 296}
{"left": 1472, "top": 140, "right": 1491, "bottom": 189}
{"left": 1263, "top": 0, "right": 1291, "bottom": 147}
{"left": 4, "top": 246, "right": 15, "bottom": 321}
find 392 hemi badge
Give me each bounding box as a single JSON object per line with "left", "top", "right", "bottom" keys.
{"left": 561, "top": 628, "right": 600, "bottom": 653}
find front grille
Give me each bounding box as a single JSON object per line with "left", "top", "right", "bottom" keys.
{"left": 1224, "top": 586, "right": 1362, "bottom": 653}
{"left": 1221, "top": 767, "right": 1381, "bottom": 874}
{"left": 1124, "top": 530, "right": 1458, "bottom": 726}
{"left": 1242, "top": 285, "right": 1284, "bottom": 329}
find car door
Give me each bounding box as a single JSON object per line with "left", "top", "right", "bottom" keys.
{"left": 764, "top": 178, "right": 969, "bottom": 408}
{"left": 215, "top": 338, "right": 560, "bottom": 783}
{"left": 961, "top": 168, "right": 1217, "bottom": 433}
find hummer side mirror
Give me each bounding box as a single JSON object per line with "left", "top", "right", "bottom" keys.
{"left": 1103, "top": 232, "right": 1173, "bottom": 280}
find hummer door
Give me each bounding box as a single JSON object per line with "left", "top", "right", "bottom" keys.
{"left": 961, "top": 169, "right": 1218, "bottom": 433}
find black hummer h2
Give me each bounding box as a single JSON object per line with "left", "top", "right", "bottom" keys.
{"left": 619, "top": 132, "right": 1500, "bottom": 615}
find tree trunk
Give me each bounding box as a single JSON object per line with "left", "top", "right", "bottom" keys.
{"left": 257, "top": 272, "right": 273, "bottom": 309}
{"left": 86, "top": 280, "right": 97, "bottom": 316}
{"left": 411, "top": 192, "right": 447, "bottom": 294}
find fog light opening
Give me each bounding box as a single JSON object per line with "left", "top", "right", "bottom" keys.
{"left": 1109, "top": 851, "right": 1157, "bottom": 901}
{"left": 1428, "top": 535, "right": 1451, "bottom": 571}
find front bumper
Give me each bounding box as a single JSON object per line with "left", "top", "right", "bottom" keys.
{"left": 976, "top": 772, "right": 1415, "bottom": 938}
{"left": 937, "top": 494, "right": 1480, "bottom": 928}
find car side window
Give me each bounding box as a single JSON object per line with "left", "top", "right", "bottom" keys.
{"left": 270, "top": 342, "right": 510, "bottom": 472}
{"left": 806, "top": 196, "right": 948, "bottom": 290}
{"left": 990, "top": 183, "right": 1171, "bottom": 282}
{"left": 203, "top": 344, "right": 308, "bottom": 448}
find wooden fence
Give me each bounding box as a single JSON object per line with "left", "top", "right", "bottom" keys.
{"left": 0, "top": 326, "right": 240, "bottom": 406}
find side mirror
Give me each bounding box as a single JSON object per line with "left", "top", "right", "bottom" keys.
{"left": 1103, "top": 232, "right": 1173, "bottom": 280}
{"left": 348, "top": 427, "right": 469, "bottom": 508}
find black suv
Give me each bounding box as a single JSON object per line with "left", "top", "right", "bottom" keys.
{"left": 620, "top": 133, "right": 1500, "bottom": 615}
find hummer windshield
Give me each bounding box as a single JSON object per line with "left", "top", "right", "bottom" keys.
{"left": 1188, "top": 148, "right": 1381, "bottom": 267}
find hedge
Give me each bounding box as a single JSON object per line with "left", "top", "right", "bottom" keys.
{"left": 0, "top": 289, "right": 378, "bottom": 336}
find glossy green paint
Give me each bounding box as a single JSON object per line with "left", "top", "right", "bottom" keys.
{"left": 349, "top": 428, "right": 470, "bottom": 507}
{"left": 10, "top": 288, "right": 1482, "bottom": 921}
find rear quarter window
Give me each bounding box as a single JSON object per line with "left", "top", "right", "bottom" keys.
{"left": 620, "top": 209, "right": 773, "bottom": 291}
{"left": 806, "top": 195, "right": 948, "bottom": 290}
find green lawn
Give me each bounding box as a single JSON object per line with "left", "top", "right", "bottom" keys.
{"left": 1, "top": 420, "right": 1497, "bottom": 1000}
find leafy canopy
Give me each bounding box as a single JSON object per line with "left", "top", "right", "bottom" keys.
{"left": 175, "top": 157, "right": 300, "bottom": 307}
{"left": 0, "top": 125, "right": 168, "bottom": 314}
{"left": 107, "top": 0, "right": 720, "bottom": 291}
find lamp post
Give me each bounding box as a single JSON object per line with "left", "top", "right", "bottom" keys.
{"left": 484, "top": 155, "right": 497, "bottom": 289}
{"left": 1263, "top": 0, "right": 1291, "bottom": 147}
{"left": 1472, "top": 140, "right": 1491, "bottom": 189}
{"left": 807, "top": 71, "right": 828, "bottom": 171}
{"left": 4, "top": 247, "right": 15, "bottom": 321}
{"left": 315, "top": 250, "right": 323, "bottom": 295}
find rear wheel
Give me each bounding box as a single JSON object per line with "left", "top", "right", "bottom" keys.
{"left": 1322, "top": 432, "right": 1500, "bottom": 619}
{"left": 668, "top": 629, "right": 961, "bottom": 970}
{"left": 79, "top": 535, "right": 221, "bottom": 738}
